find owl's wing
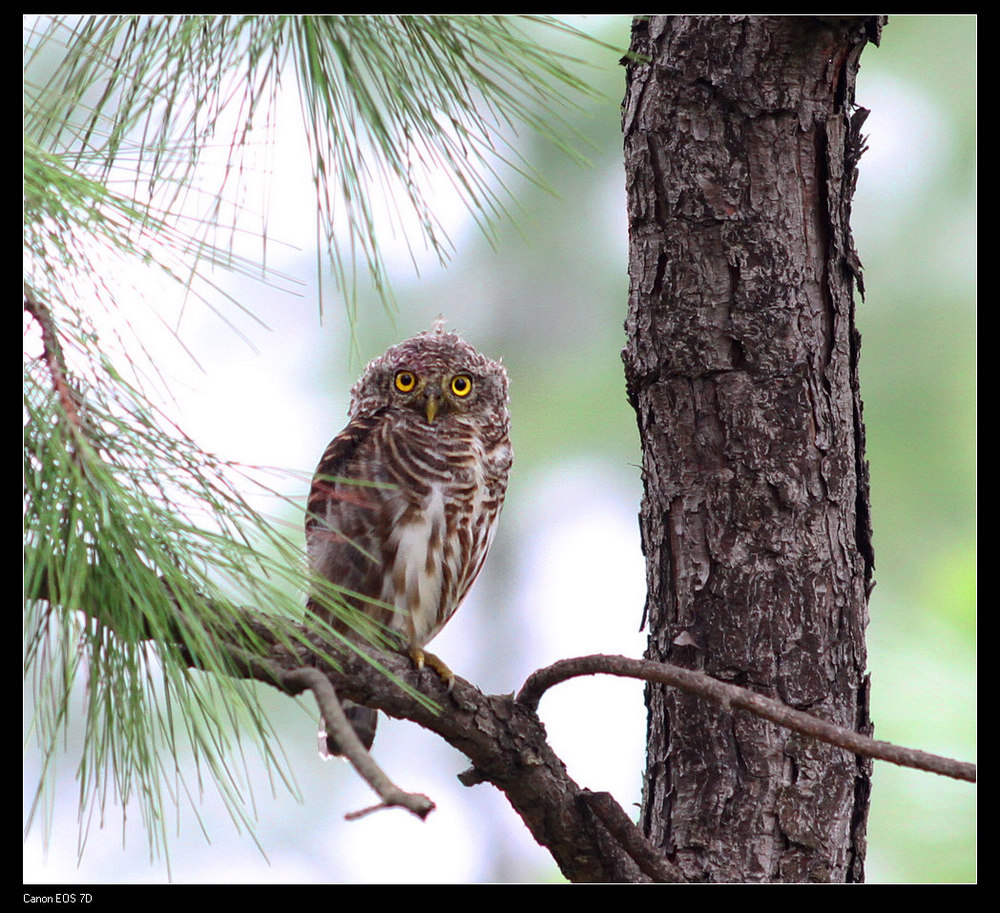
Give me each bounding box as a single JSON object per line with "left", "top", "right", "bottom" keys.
{"left": 306, "top": 411, "right": 382, "bottom": 538}
{"left": 305, "top": 411, "right": 393, "bottom": 627}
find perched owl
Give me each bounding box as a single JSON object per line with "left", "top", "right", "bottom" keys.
{"left": 306, "top": 322, "right": 512, "bottom": 753}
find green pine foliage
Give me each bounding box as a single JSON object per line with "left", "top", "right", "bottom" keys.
{"left": 23, "top": 13, "right": 607, "bottom": 864}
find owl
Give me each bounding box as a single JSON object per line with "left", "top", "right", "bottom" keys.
{"left": 306, "top": 322, "right": 512, "bottom": 753}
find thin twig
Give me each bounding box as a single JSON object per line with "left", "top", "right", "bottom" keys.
{"left": 24, "top": 289, "right": 86, "bottom": 439}
{"left": 517, "top": 654, "right": 976, "bottom": 784}
{"left": 281, "top": 666, "right": 435, "bottom": 820}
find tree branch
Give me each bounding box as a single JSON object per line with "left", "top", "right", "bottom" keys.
{"left": 579, "top": 789, "right": 684, "bottom": 883}
{"left": 281, "top": 666, "right": 435, "bottom": 821}
{"left": 181, "top": 606, "right": 973, "bottom": 885}
{"left": 518, "top": 654, "right": 976, "bottom": 783}
{"left": 162, "top": 608, "right": 663, "bottom": 882}
{"left": 34, "top": 582, "right": 975, "bottom": 882}
{"left": 24, "top": 289, "right": 86, "bottom": 443}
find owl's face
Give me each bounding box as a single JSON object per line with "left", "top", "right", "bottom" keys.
{"left": 349, "top": 325, "right": 510, "bottom": 434}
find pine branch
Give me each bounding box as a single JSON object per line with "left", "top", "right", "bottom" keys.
{"left": 23, "top": 14, "right": 624, "bottom": 867}
{"left": 128, "top": 599, "right": 974, "bottom": 883}
{"left": 282, "top": 667, "right": 435, "bottom": 821}
{"left": 24, "top": 14, "right": 611, "bottom": 315}
{"left": 518, "top": 655, "right": 977, "bottom": 784}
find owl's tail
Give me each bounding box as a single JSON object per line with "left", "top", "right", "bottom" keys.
{"left": 320, "top": 700, "right": 379, "bottom": 757}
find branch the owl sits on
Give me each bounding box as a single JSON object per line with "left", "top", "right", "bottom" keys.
{"left": 306, "top": 322, "right": 512, "bottom": 753}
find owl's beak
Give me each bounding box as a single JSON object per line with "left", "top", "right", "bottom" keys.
{"left": 423, "top": 389, "right": 443, "bottom": 423}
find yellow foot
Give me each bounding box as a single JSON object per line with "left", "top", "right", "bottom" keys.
{"left": 409, "top": 646, "right": 455, "bottom": 693}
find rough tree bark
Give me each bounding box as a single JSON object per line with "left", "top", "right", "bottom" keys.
{"left": 621, "top": 15, "right": 883, "bottom": 882}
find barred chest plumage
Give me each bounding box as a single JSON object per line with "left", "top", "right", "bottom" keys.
{"left": 308, "top": 406, "right": 511, "bottom": 654}
{"left": 375, "top": 413, "right": 509, "bottom": 648}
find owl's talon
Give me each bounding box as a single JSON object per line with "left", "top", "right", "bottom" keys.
{"left": 410, "top": 646, "right": 455, "bottom": 693}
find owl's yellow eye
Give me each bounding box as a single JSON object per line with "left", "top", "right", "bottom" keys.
{"left": 450, "top": 374, "right": 473, "bottom": 397}
{"left": 394, "top": 371, "right": 417, "bottom": 393}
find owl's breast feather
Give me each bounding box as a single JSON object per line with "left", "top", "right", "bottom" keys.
{"left": 383, "top": 482, "right": 448, "bottom": 646}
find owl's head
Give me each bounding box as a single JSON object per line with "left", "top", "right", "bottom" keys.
{"left": 350, "top": 323, "right": 510, "bottom": 430}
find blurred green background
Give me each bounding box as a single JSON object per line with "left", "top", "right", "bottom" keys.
{"left": 850, "top": 14, "right": 976, "bottom": 884}
{"left": 24, "top": 15, "right": 974, "bottom": 883}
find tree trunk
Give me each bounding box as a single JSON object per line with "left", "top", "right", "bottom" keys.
{"left": 621, "top": 15, "right": 881, "bottom": 883}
